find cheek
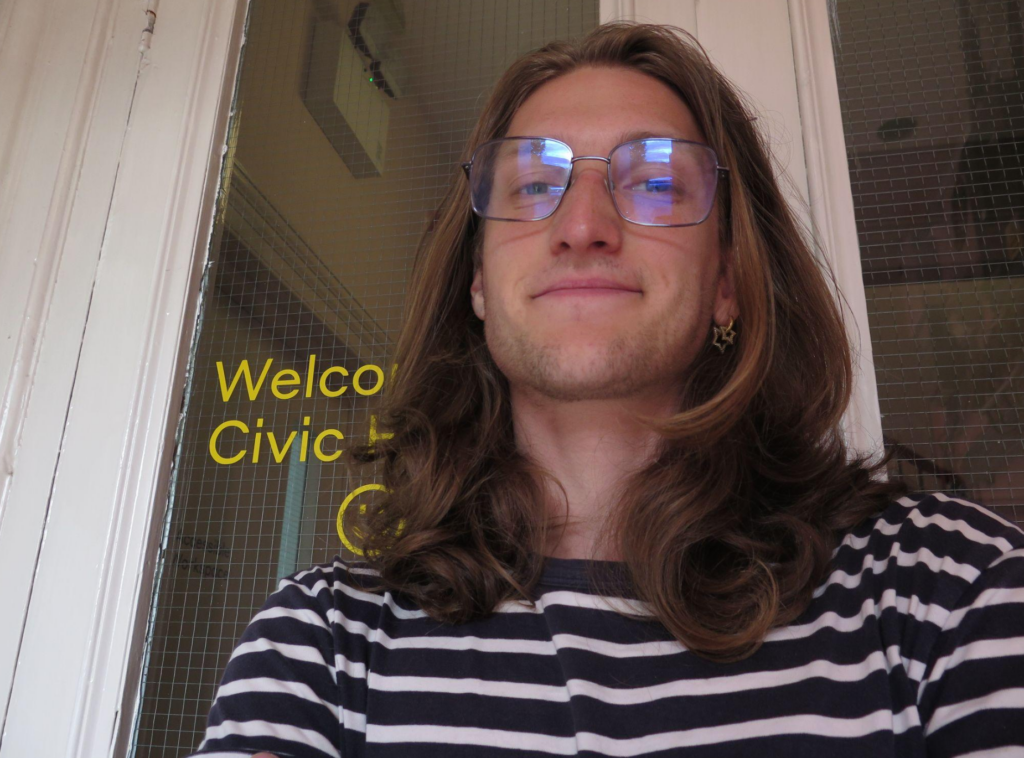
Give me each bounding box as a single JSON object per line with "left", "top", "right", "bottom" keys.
{"left": 644, "top": 244, "right": 697, "bottom": 294}
{"left": 478, "top": 261, "right": 524, "bottom": 326}
{"left": 481, "top": 231, "right": 546, "bottom": 303}
{"left": 645, "top": 249, "right": 720, "bottom": 322}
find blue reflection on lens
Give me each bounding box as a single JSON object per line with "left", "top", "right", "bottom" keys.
{"left": 641, "top": 139, "right": 674, "bottom": 163}
{"left": 542, "top": 140, "right": 572, "bottom": 166}
{"left": 643, "top": 177, "right": 676, "bottom": 193}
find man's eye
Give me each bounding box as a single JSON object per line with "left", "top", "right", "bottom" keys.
{"left": 517, "top": 181, "right": 553, "bottom": 195}
{"left": 639, "top": 177, "right": 679, "bottom": 194}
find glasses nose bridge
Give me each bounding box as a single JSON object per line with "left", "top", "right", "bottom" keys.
{"left": 556, "top": 154, "right": 617, "bottom": 226}
{"left": 568, "top": 154, "right": 611, "bottom": 179}
{"left": 565, "top": 154, "right": 612, "bottom": 194}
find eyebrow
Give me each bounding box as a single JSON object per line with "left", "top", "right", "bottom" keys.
{"left": 615, "top": 129, "right": 688, "bottom": 143}
{"left": 507, "top": 129, "right": 695, "bottom": 150}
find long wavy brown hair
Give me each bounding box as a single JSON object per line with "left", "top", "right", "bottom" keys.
{"left": 348, "top": 22, "right": 908, "bottom": 662}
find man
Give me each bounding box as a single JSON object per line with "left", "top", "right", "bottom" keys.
{"left": 189, "top": 23, "right": 1024, "bottom": 758}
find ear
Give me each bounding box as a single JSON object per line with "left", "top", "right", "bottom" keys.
{"left": 470, "top": 265, "right": 485, "bottom": 320}
{"left": 713, "top": 248, "right": 739, "bottom": 325}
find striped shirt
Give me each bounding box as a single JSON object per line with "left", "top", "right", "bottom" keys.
{"left": 189, "top": 491, "right": 1024, "bottom": 757}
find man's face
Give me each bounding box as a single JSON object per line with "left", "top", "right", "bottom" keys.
{"left": 470, "top": 66, "right": 737, "bottom": 405}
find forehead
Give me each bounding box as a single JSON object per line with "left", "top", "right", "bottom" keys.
{"left": 506, "top": 66, "right": 706, "bottom": 152}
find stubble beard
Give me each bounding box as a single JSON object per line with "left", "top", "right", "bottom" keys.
{"left": 484, "top": 308, "right": 694, "bottom": 403}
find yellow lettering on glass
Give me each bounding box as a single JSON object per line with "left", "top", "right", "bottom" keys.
{"left": 216, "top": 359, "right": 274, "bottom": 401}
{"left": 209, "top": 419, "right": 249, "bottom": 464}
{"left": 271, "top": 369, "right": 301, "bottom": 399}
{"left": 336, "top": 484, "right": 386, "bottom": 555}
{"left": 319, "top": 366, "right": 349, "bottom": 397}
{"left": 267, "top": 430, "right": 297, "bottom": 463}
{"left": 336, "top": 484, "right": 405, "bottom": 556}
{"left": 368, "top": 414, "right": 393, "bottom": 449}
{"left": 314, "top": 429, "right": 344, "bottom": 462}
{"left": 352, "top": 364, "right": 384, "bottom": 396}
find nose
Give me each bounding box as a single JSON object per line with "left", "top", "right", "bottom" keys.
{"left": 548, "top": 160, "right": 623, "bottom": 256}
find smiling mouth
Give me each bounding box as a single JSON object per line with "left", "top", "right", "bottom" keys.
{"left": 538, "top": 287, "right": 641, "bottom": 297}
{"left": 534, "top": 275, "right": 643, "bottom": 298}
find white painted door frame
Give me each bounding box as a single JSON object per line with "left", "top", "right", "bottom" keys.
{"left": 0, "top": 0, "right": 249, "bottom": 755}
{"left": 0, "top": 1, "right": 875, "bottom": 756}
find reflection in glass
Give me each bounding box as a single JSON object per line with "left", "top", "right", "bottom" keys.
{"left": 832, "top": 0, "right": 1023, "bottom": 521}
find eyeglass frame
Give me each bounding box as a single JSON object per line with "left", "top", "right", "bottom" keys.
{"left": 460, "top": 136, "right": 730, "bottom": 228}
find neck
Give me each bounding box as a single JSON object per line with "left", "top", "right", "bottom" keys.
{"left": 510, "top": 384, "right": 676, "bottom": 561}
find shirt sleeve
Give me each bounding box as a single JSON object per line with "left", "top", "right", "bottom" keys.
{"left": 919, "top": 545, "right": 1024, "bottom": 757}
{"left": 187, "top": 573, "right": 342, "bottom": 758}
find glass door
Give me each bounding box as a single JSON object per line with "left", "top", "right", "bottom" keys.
{"left": 831, "top": 0, "right": 1023, "bottom": 524}
{"left": 130, "top": 2, "right": 600, "bottom": 755}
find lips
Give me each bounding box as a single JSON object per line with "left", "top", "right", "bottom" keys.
{"left": 535, "top": 278, "right": 641, "bottom": 297}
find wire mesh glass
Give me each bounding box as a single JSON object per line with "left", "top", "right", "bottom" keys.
{"left": 831, "top": 0, "right": 1023, "bottom": 525}
{"left": 129, "top": 2, "right": 600, "bottom": 755}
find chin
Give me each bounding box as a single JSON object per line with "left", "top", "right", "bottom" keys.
{"left": 533, "top": 327, "right": 622, "bottom": 349}
{"left": 531, "top": 357, "right": 640, "bottom": 394}
{"left": 524, "top": 377, "right": 633, "bottom": 403}
{"left": 487, "top": 318, "right": 663, "bottom": 389}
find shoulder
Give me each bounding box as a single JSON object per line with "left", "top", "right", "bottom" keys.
{"left": 858, "top": 495, "right": 1024, "bottom": 747}
{"left": 271, "top": 555, "right": 385, "bottom": 615}
{"left": 190, "top": 558, "right": 387, "bottom": 757}
{"left": 848, "top": 490, "right": 1024, "bottom": 569}
{"left": 824, "top": 490, "right": 1024, "bottom": 617}
{"left": 281, "top": 554, "right": 386, "bottom": 597}
{"left": 271, "top": 555, "right": 430, "bottom": 633}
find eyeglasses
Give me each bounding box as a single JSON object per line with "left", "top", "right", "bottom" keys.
{"left": 461, "top": 136, "right": 729, "bottom": 227}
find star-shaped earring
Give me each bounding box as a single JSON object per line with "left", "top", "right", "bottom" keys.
{"left": 712, "top": 317, "right": 736, "bottom": 353}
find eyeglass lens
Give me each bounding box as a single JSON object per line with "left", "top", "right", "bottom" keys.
{"left": 467, "top": 137, "right": 721, "bottom": 226}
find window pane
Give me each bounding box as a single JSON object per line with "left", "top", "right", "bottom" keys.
{"left": 130, "top": 2, "right": 600, "bottom": 755}
{"left": 832, "top": 0, "right": 1023, "bottom": 524}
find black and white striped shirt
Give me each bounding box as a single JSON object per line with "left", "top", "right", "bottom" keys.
{"left": 189, "top": 491, "right": 1024, "bottom": 757}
